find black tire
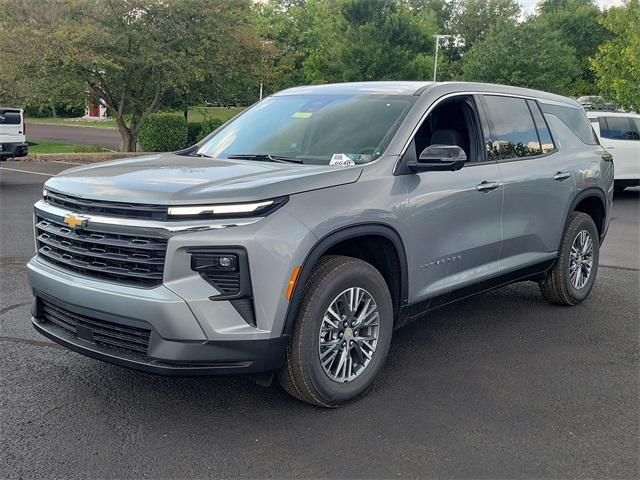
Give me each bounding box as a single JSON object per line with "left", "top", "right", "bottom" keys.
{"left": 540, "top": 212, "right": 599, "bottom": 305}
{"left": 278, "top": 255, "right": 393, "bottom": 407}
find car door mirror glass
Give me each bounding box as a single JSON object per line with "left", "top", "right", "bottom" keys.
{"left": 410, "top": 145, "right": 467, "bottom": 172}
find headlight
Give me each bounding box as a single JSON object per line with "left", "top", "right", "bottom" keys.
{"left": 167, "top": 197, "right": 287, "bottom": 219}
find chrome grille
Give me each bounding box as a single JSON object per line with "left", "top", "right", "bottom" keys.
{"left": 41, "top": 300, "right": 151, "bottom": 355}
{"left": 35, "top": 215, "right": 167, "bottom": 287}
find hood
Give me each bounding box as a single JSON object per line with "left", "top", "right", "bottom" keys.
{"left": 45, "top": 154, "right": 363, "bottom": 204}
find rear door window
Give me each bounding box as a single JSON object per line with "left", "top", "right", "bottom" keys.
{"left": 527, "top": 100, "right": 555, "bottom": 154}
{"left": 482, "top": 95, "right": 541, "bottom": 160}
{"left": 0, "top": 111, "right": 21, "bottom": 125}
{"left": 599, "top": 116, "right": 639, "bottom": 140}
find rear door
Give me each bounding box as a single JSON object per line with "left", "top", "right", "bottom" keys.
{"left": 0, "top": 108, "right": 24, "bottom": 144}
{"left": 479, "top": 95, "right": 575, "bottom": 272}
{"left": 597, "top": 116, "right": 640, "bottom": 181}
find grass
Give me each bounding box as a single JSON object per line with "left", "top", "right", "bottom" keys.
{"left": 26, "top": 106, "right": 244, "bottom": 130}
{"left": 28, "top": 140, "right": 110, "bottom": 154}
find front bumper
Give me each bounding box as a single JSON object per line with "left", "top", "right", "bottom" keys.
{"left": 28, "top": 258, "right": 290, "bottom": 375}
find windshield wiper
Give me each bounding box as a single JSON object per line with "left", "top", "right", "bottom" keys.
{"left": 227, "top": 154, "right": 303, "bottom": 164}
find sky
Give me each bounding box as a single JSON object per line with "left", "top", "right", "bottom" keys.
{"left": 518, "top": 0, "right": 625, "bottom": 16}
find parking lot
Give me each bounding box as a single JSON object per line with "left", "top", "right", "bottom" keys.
{"left": 1, "top": 160, "right": 638, "bottom": 479}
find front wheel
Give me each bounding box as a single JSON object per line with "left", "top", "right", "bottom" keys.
{"left": 540, "top": 212, "right": 599, "bottom": 305}
{"left": 278, "top": 255, "right": 393, "bottom": 407}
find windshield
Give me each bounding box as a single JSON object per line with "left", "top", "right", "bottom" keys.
{"left": 196, "top": 94, "right": 416, "bottom": 165}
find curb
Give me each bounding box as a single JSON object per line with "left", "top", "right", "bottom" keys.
{"left": 19, "top": 152, "right": 157, "bottom": 164}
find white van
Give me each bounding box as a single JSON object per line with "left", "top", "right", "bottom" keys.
{"left": 0, "top": 107, "right": 28, "bottom": 160}
{"left": 588, "top": 111, "right": 640, "bottom": 191}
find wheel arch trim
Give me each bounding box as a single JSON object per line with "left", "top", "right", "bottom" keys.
{"left": 566, "top": 187, "right": 607, "bottom": 240}
{"left": 281, "top": 223, "right": 409, "bottom": 336}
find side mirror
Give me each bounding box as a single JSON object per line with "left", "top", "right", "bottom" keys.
{"left": 408, "top": 145, "right": 467, "bottom": 172}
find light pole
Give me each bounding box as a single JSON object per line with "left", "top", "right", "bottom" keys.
{"left": 433, "top": 34, "right": 450, "bottom": 82}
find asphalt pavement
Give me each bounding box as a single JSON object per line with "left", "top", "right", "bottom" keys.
{"left": 27, "top": 123, "right": 121, "bottom": 151}
{"left": 1, "top": 161, "right": 638, "bottom": 479}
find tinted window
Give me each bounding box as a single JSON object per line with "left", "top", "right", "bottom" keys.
{"left": 632, "top": 118, "right": 640, "bottom": 135}
{"left": 483, "top": 96, "right": 541, "bottom": 160}
{"left": 600, "top": 116, "right": 639, "bottom": 140}
{"left": 540, "top": 103, "right": 598, "bottom": 144}
{"left": 0, "top": 111, "right": 21, "bottom": 125}
{"left": 527, "top": 100, "right": 555, "bottom": 153}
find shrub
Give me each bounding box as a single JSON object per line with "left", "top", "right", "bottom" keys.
{"left": 138, "top": 113, "right": 188, "bottom": 152}
{"left": 187, "top": 119, "right": 224, "bottom": 145}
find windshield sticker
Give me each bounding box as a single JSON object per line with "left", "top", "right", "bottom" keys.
{"left": 330, "top": 154, "right": 356, "bottom": 166}
{"left": 291, "top": 112, "right": 313, "bottom": 118}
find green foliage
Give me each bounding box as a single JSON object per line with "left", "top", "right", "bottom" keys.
{"left": 534, "top": 0, "right": 609, "bottom": 94}
{"left": 590, "top": 0, "right": 640, "bottom": 113}
{"left": 138, "top": 114, "right": 188, "bottom": 152}
{"left": 187, "top": 119, "right": 224, "bottom": 145}
{"left": 337, "top": 0, "right": 437, "bottom": 81}
{"left": 462, "top": 21, "right": 580, "bottom": 95}
{"left": 449, "top": 0, "right": 520, "bottom": 49}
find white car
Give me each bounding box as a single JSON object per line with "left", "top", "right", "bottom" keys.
{"left": 0, "top": 107, "right": 28, "bottom": 160}
{"left": 588, "top": 111, "right": 640, "bottom": 191}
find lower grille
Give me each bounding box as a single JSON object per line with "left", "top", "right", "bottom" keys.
{"left": 41, "top": 300, "right": 151, "bottom": 355}
{"left": 35, "top": 214, "right": 167, "bottom": 287}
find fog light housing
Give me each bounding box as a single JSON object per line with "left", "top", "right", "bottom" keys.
{"left": 187, "top": 247, "right": 256, "bottom": 326}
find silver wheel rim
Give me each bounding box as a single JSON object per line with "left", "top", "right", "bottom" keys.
{"left": 569, "top": 229, "right": 594, "bottom": 290}
{"left": 318, "top": 287, "right": 380, "bottom": 383}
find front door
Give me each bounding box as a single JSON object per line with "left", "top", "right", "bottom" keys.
{"left": 402, "top": 95, "right": 503, "bottom": 304}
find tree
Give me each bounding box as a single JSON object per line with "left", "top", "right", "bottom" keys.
{"left": 257, "top": 0, "right": 345, "bottom": 91}
{"left": 259, "top": 0, "right": 439, "bottom": 88}
{"left": 449, "top": 0, "right": 520, "bottom": 49}
{"left": 537, "top": 0, "right": 594, "bottom": 13}
{"left": 590, "top": 0, "right": 640, "bottom": 112}
{"left": 534, "top": 0, "right": 609, "bottom": 95}
{"left": 462, "top": 21, "right": 579, "bottom": 95}
{"left": 336, "top": 0, "right": 438, "bottom": 82}
{"left": 0, "top": 0, "right": 264, "bottom": 151}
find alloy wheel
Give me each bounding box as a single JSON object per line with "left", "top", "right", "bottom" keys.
{"left": 569, "top": 229, "right": 594, "bottom": 290}
{"left": 318, "top": 287, "right": 380, "bottom": 383}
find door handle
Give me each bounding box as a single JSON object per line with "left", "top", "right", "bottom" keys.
{"left": 553, "top": 171, "right": 571, "bottom": 181}
{"left": 604, "top": 145, "right": 615, "bottom": 150}
{"left": 476, "top": 181, "right": 502, "bottom": 192}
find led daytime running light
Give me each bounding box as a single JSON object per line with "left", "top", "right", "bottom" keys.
{"left": 168, "top": 200, "right": 274, "bottom": 217}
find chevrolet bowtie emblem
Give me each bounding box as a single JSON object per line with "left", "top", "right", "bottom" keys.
{"left": 63, "top": 213, "right": 88, "bottom": 229}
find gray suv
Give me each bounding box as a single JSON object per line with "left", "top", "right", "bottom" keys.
{"left": 28, "top": 82, "right": 614, "bottom": 406}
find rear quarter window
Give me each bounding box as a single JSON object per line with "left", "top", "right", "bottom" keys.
{"left": 540, "top": 103, "right": 598, "bottom": 145}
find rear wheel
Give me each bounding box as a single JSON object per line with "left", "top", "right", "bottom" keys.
{"left": 278, "top": 255, "right": 393, "bottom": 407}
{"left": 540, "top": 212, "right": 599, "bottom": 305}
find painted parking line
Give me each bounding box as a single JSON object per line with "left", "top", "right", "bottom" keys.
{"left": 0, "top": 167, "right": 55, "bottom": 176}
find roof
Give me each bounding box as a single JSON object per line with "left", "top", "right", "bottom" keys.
{"left": 586, "top": 110, "right": 639, "bottom": 118}
{"left": 272, "top": 81, "right": 579, "bottom": 107}
{"left": 273, "top": 81, "right": 433, "bottom": 96}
